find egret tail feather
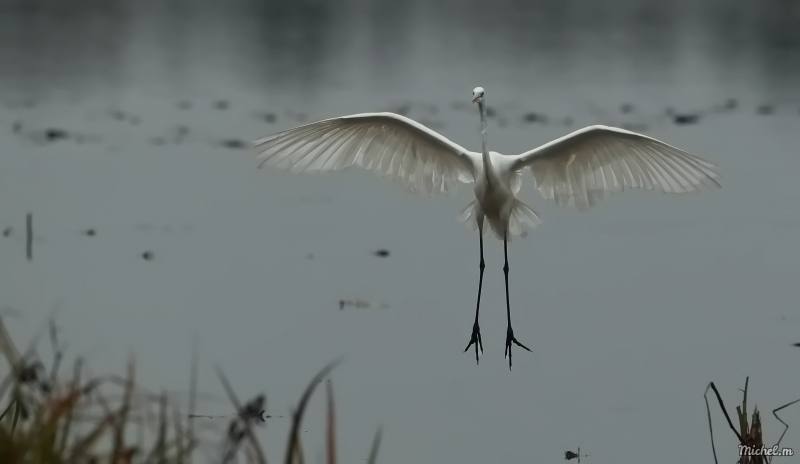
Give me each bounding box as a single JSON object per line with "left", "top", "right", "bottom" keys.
{"left": 459, "top": 199, "right": 540, "bottom": 240}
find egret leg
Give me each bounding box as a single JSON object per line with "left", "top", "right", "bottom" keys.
{"left": 503, "top": 231, "right": 531, "bottom": 370}
{"left": 464, "top": 230, "right": 485, "bottom": 364}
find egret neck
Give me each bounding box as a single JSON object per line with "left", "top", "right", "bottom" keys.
{"left": 477, "top": 99, "right": 493, "bottom": 185}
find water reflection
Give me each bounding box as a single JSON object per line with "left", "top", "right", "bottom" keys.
{"left": 0, "top": 0, "right": 799, "bottom": 98}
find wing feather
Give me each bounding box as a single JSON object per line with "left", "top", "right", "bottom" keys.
{"left": 255, "top": 113, "right": 478, "bottom": 194}
{"left": 510, "top": 125, "right": 720, "bottom": 210}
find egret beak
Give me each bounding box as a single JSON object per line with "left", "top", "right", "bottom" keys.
{"left": 472, "top": 95, "right": 480, "bottom": 103}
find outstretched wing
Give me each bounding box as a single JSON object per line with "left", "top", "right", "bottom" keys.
{"left": 254, "top": 113, "right": 479, "bottom": 194}
{"left": 508, "top": 125, "right": 720, "bottom": 210}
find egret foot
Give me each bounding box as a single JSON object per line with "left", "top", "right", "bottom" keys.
{"left": 504, "top": 326, "right": 531, "bottom": 370}
{"left": 464, "top": 321, "right": 483, "bottom": 364}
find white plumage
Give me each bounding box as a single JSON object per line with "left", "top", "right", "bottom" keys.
{"left": 254, "top": 87, "right": 720, "bottom": 369}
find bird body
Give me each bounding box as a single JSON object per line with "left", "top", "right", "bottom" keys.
{"left": 254, "top": 86, "right": 720, "bottom": 369}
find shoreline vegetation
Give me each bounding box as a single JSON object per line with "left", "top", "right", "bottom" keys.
{"left": 0, "top": 316, "right": 381, "bottom": 464}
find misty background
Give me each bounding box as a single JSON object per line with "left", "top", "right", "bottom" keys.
{"left": 2, "top": 0, "right": 800, "bottom": 462}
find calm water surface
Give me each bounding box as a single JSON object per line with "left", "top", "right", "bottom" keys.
{"left": 2, "top": 0, "right": 800, "bottom": 462}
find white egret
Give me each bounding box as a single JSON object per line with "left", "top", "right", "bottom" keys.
{"left": 254, "top": 87, "right": 721, "bottom": 369}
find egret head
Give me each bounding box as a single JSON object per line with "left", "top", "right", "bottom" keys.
{"left": 472, "top": 87, "right": 485, "bottom": 103}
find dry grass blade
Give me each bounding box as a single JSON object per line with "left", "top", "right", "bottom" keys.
{"left": 1, "top": 316, "right": 377, "bottom": 464}
{"left": 705, "top": 377, "right": 796, "bottom": 464}
{"left": 736, "top": 378, "right": 765, "bottom": 464}
{"left": 187, "top": 333, "right": 198, "bottom": 464}
{"left": 704, "top": 381, "right": 744, "bottom": 464}
{"left": 769, "top": 397, "right": 800, "bottom": 464}
{"left": 285, "top": 358, "right": 343, "bottom": 464}
{"left": 58, "top": 357, "right": 83, "bottom": 454}
{"left": 214, "top": 364, "right": 267, "bottom": 464}
{"left": 366, "top": 426, "right": 382, "bottom": 464}
{"left": 112, "top": 357, "right": 135, "bottom": 459}
{"left": 326, "top": 379, "right": 336, "bottom": 464}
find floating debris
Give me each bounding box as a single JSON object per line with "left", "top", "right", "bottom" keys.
{"left": 82, "top": 229, "right": 96, "bottom": 237}
{"left": 253, "top": 112, "right": 278, "bottom": 124}
{"left": 373, "top": 249, "right": 390, "bottom": 257}
{"left": 2, "top": 227, "right": 11, "bottom": 237}
{"left": 213, "top": 100, "right": 230, "bottom": 110}
{"left": 522, "top": 112, "right": 547, "bottom": 123}
{"left": 110, "top": 110, "right": 126, "bottom": 121}
{"left": 177, "top": 100, "right": 192, "bottom": 110}
{"left": 189, "top": 394, "right": 283, "bottom": 423}
{"left": 620, "top": 103, "right": 635, "bottom": 114}
{"left": 756, "top": 104, "right": 773, "bottom": 115}
{"left": 142, "top": 251, "right": 154, "bottom": 261}
{"left": 175, "top": 125, "right": 190, "bottom": 143}
{"left": 793, "top": 343, "right": 800, "bottom": 347}
{"left": 221, "top": 139, "right": 248, "bottom": 149}
{"left": 12, "top": 121, "right": 22, "bottom": 134}
{"left": 339, "top": 299, "right": 389, "bottom": 310}
{"left": 564, "top": 447, "right": 588, "bottom": 462}
{"left": 725, "top": 98, "right": 738, "bottom": 110}
{"left": 149, "top": 136, "right": 167, "bottom": 146}
{"left": 44, "top": 128, "right": 68, "bottom": 142}
{"left": 26, "top": 213, "right": 32, "bottom": 261}
{"left": 673, "top": 114, "right": 699, "bottom": 125}
{"left": 485, "top": 106, "right": 497, "bottom": 118}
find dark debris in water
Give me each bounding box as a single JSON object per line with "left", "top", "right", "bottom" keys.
{"left": 109, "top": 110, "right": 141, "bottom": 125}
{"left": 373, "top": 249, "right": 390, "bottom": 257}
{"left": 221, "top": 139, "right": 248, "bottom": 149}
{"left": 522, "top": 112, "right": 548, "bottom": 123}
{"left": 2, "top": 227, "right": 11, "bottom": 237}
{"left": 213, "top": 100, "right": 230, "bottom": 110}
{"left": 12, "top": 121, "right": 22, "bottom": 134}
{"left": 673, "top": 114, "right": 699, "bottom": 125}
{"left": 142, "top": 251, "right": 154, "bottom": 261}
{"left": 149, "top": 136, "right": 167, "bottom": 146}
{"left": 485, "top": 106, "right": 497, "bottom": 118}
{"left": 620, "top": 103, "right": 635, "bottom": 114}
{"left": 82, "top": 229, "right": 96, "bottom": 237}
{"left": 339, "top": 299, "right": 389, "bottom": 310}
{"left": 564, "top": 447, "right": 588, "bottom": 462}
{"left": 45, "top": 128, "right": 69, "bottom": 142}
{"left": 756, "top": 104, "right": 773, "bottom": 115}
{"left": 725, "top": 98, "right": 738, "bottom": 110}
{"left": 175, "top": 125, "right": 190, "bottom": 142}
